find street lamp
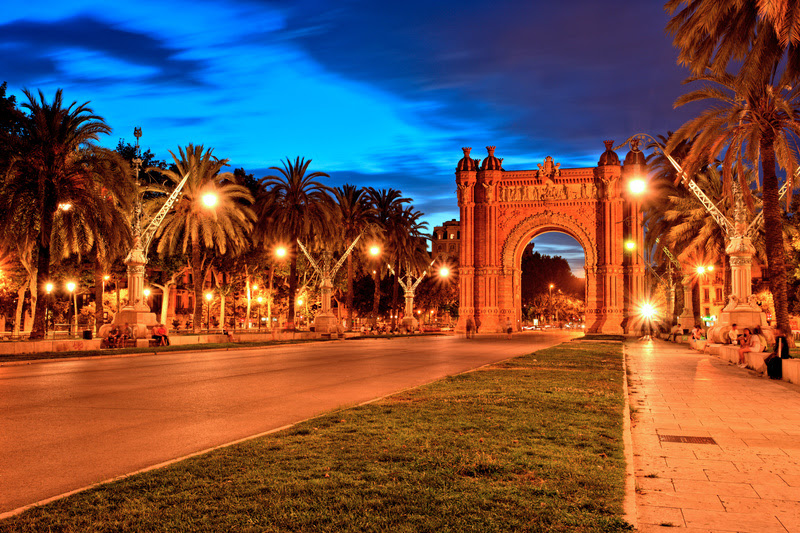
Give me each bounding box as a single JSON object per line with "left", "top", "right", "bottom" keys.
{"left": 66, "top": 281, "right": 77, "bottom": 337}
{"left": 202, "top": 192, "right": 218, "bottom": 208}
{"left": 205, "top": 292, "right": 213, "bottom": 331}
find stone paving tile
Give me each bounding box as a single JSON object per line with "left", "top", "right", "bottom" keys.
{"left": 683, "top": 508, "right": 788, "bottom": 531}
{"left": 640, "top": 491, "right": 725, "bottom": 511}
{"left": 638, "top": 527, "right": 729, "bottom": 533}
{"left": 665, "top": 457, "right": 739, "bottom": 471}
{"left": 638, "top": 466, "right": 710, "bottom": 481}
{"left": 637, "top": 505, "right": 685, "bottom": 527}
{"left": 671, "top": 478, "right": 761, "bottom": 498}
{"left": 753, "top": 483, "right": 800, "bottom": 500}
{"left": 704, "top": 469, "right": 787, "bottom": 485}
{"left": 776, "top": 511, "right": 800, "bottom": 533}
{"left": 781, "top": 473, "right": 800, "bottom": 486}
{"left": 637, "top": 476, "right": 677, "bottom": 492}
{"left": 718, "top": 495, "right": 800, "bottom": 514}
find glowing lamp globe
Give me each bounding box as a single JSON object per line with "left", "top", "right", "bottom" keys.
{"left": 629, "top": 178, "right": 646, "bottom": 195}
{"left": 202, "top": 193, "right": 218, "bottom": 208}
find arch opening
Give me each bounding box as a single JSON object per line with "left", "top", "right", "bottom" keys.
{"left": 519, "top": 231, "right": 586, "bottom": 329}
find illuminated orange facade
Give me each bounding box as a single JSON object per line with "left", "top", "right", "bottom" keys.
{"left": 455, "top": 142, "right": 646, "bottom": 334}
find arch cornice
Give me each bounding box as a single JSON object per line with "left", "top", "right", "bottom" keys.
{"left": 501, "top": 210, "right": 597, "bottom": 272}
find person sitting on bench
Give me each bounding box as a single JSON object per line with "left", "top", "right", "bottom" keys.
{"left": 152, "top": 323, "right": 170, "bottom": 346}
{"left": 121, "top": 323, "right": 133, "bottom": 345}
{"left": 106, "top": 325, "right": 121, "bottom": 348}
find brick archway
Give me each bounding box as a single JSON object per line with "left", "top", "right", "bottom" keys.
{"left": 455, "top": 142, "right": 646, "bottom": 334}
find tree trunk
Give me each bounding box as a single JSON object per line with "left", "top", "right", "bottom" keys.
{"left": 14, "top": 285, "right": 26, "bottom": 337}
{"left": 192, "top": 240, "right": 203, "bottom": 332}
{"left": 760, "top": 138, "right": 792, "bottom": 339}
{"left": 391, "top": 260, "right": 399, "bottom": 328}
{"left": 30, "top": 242, "right": 51, "bottom": 340}
{"left": 345, "top": 254, "right": 354, "bottom": 329}
{"left": 287, "top": 246, "right": 297, "bottom": 329}
{"left": 94, "top": 259, "right": 104, "bottom": 334}
{"left": 372, "top": 268, "right": 380, "bottom": 318}
{"left": 692, "top": 280, "right": 701, "bottom": 326}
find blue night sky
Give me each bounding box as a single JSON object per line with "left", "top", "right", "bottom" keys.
{"left": 0, "top": 1, "right": 699, "bottom": 276}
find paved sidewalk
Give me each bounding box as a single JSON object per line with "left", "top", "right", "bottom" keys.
{"left": 626, "top": 339, "right": 800, "bottom": 532}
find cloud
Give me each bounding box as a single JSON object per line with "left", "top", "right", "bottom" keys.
{"left": 0, "top": 15, "right": 206, "bottom": 87}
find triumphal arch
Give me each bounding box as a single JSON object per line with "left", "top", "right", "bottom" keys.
{"left": 455, "top": 141, "right": 646, "bottom": 334}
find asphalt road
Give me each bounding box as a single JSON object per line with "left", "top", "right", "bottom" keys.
{"left": 0, "top": 332, "right": 576, "bottom": 515}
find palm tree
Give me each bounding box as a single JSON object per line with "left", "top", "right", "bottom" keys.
{"left": 332, "top": 184, "right": 377, "bottom": 329}
{"left": 0, "top": 89, "right": 133, "bottom": 339}
{"left": 153, "top": 144, "right": 255, "bottom": 332}
{"left": 667, "top": 72, "right": 800, "bottom": 340}
{"left": 666, "top": 0, "right": 800, "bottom": 91}
{"left": 366, "top": 188, "right": 410, "bottom": 319}
{"left": 254, "top": 157, "right": 334, "bottom": 329}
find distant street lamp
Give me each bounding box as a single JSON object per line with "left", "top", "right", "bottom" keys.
{"left": 67, "top": 281, "right": 77, "bottom": 336}
{"left": 45, "top": 283, "right": 53, "bottom": 337}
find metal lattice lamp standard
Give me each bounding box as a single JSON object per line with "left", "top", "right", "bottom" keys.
{"left": 617, "top": 133, "right": 783, "bottom": 343}
{"left": 296, "top": 234, "right": 365, "bottom": 334}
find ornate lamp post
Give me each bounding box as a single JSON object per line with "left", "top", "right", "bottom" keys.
{"left": 103, "top": 127, "right": 192, "bottom": 341}
{"left": 384, "top": 259, "right": 444, "bottom": 331}
{"left": 297, "top": 234, "right": 364, "bottom": 334}
{"left": 618, "top": 133, "right": 777, "bottom": 342}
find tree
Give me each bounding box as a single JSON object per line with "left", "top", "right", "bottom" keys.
{"left": 254, "top": 157, "right": 334, "bottom": 329}
{"left": 366, "top": 188, "right": 410, "bottom": 319}
{"left": 666, "top": 0, "right": 800, "bottom": 93}
{"left": 667, "top": 72, "right": 800, "bottom": 339}
{"left": 0, "top": 89, "right": 133, "bottom": 339}
{"left": 153, "top": 144, "right": 255, "bottom": 331}
{"left": 332, "top": 184, "right": 377, "bottom": 329}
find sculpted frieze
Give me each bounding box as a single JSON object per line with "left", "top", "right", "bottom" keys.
{"left": 499, "top": 182, "right": 596, "bottom": 203}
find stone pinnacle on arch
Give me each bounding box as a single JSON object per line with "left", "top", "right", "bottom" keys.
{"left": 481, "top": 145, "right": 503, "bottom": 171}
{"left": 457, "top": 146, "right": 478, "bottom": 171}
{"left": 598, "top": 140, "right": 620, "bottom": 166}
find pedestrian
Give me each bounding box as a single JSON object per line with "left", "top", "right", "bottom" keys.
{"left": 121, "top": 322, "right": 133, "bottom": 345}
{"left": 106, "top": 325, "right": 121, "bottom": 348}
{"left": 466, "top": 317, "right": 475, "bottom": 339}
{"left": 506, "top": 319, "right": 513, "bottom": 340}
{"left": 737, "top": 328, "right": 762, "bottom": 368}
{"left": 728, "top": 323, "right": 740, "bottom": 345}
{"left": 765, "top": 327, "right": 791, "bottom": 379}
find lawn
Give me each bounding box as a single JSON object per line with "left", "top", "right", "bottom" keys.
{"left": 0, "top": 340, "right": 632, "bottom": 532}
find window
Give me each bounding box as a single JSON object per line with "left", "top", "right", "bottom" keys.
{"left": 704, "top": 307, "right": 710, "bottom": 316}
{"left": 715, "top": 288, "right": 723, "bottom": 302}
{"left": 703, "top": 288, "right": 710, "bottom": 302}
{"left": 457, "top": 231, "right": 461, "bottom": 239}
{"left": 449, "top": 233, "right": 454, "bottom": 239}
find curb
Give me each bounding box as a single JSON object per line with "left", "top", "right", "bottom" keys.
{"left": 621, "top": 342, "right": 638, "bottom": 530}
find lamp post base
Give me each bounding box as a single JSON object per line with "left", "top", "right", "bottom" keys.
{"left": 98, "top": 307, "right": 158, "bottom": 339}
{"left": 313, "top": 313, "right": 340, "bottom": 334}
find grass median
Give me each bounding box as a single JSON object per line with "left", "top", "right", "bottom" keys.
{"left": 1, "top": 340, "right": 632, "bottom": 532}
